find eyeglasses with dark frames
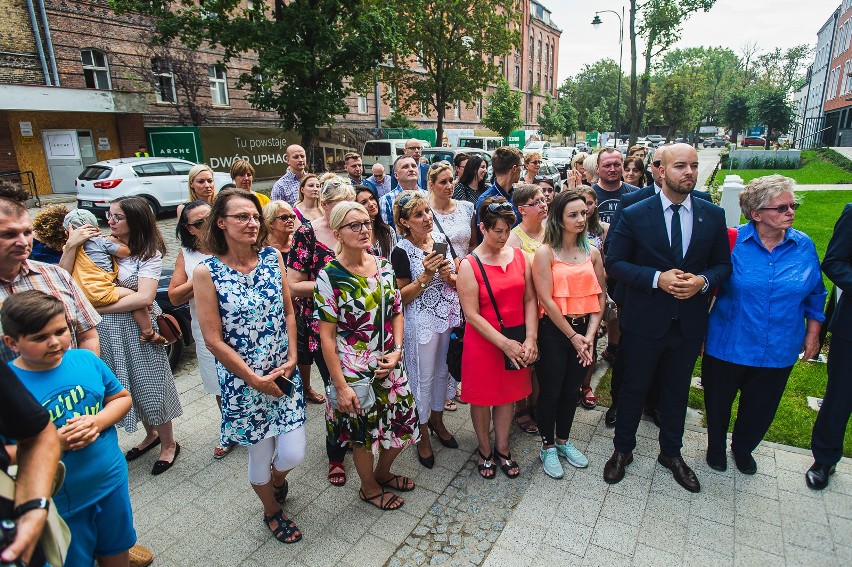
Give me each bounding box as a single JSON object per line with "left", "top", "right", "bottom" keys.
{"left": 341, "top": 220, "right": 373, "bottom": 233}
{"left": 518, "top": 199, "right": 546, "bottom": 208}
{"left": 276, "top": 214, "right": 297, "bottom": 222}
{"left": 223, "top": 213, "right": 261, "bottom": 225}
{"left": 105, "top": 212, "right": 125, "bottom": 222}
{"left": 758, "top": 203, "right": 800, "bottom": 213}
{"left": 187, "top": 219, "right": 206, "bottom": 228}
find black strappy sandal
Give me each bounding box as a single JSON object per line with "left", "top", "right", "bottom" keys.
{"left": 494, "top": 449, "right": 520, "bottom": 479}
{"left": 264, "top": 511, "right": 302, "bottom": 544}
{"left": 359, "top": 488, "right": 404, "bottom": 510}
{"left": 477, "top": 449, "right": 497, "bottom": 480}
{"left": 272, "top": 479, "right": 288, "bottom": 506}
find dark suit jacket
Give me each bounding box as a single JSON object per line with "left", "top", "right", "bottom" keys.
{"left": 609, "top": 185, "right": 712, "bottom": 239}
{"left": 823, "top": 203, "right": 852, "bottom": 341}
{"left": 605, "top": 194, "right": 732, "bottom": 340}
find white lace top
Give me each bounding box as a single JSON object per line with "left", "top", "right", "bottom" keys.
{"left": 432, "top": 200, "right": 475, "bottom": 259}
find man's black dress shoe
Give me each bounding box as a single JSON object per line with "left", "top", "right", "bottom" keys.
{"left": 733, "top": 452, "right": 757, "bottom": 475}
{"left": 603, "top": 451, "right": 633, "bottom": 484}
{"left": 706, "top": 448, "right": 727, "bottom": 472}
{"left": 805, "top": 461, "right": 835, "bottom": 490}
{"left": 657, "top": 453, "right": 701, "bottom": 493}
{"left": 604, "top": 406, "right": 617, "bottom": 427}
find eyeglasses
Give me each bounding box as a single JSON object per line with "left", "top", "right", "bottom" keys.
{"left": 224, "top": 213, "right": 261, "bottom": 225}
{"left": 341, "top": 220, "right": 372, "bottom": 232}
{"left": 487, "top": 201, "right": 514, "bottom": 213}
{"left": 105, "top": 212, "right": 125, "bottom": 222}
{"left": 758, "top": 203, "right": 800, "bottom": 213}
{"left": 528, "top": 160, "right": 541, "bottom": 166}
{"left": 430, "top": 160, "right": 451, "bottom": 169}
{"left": 518, "top": 199, "right": 546, "bottom": 208}
{"left": 405, "top": 145, "right": 422, "bottom": 151}
{"left": 276, "top": 214, "right": 296, "bottom": 222}
{"left": 187, "top": 219, "right": 206, "bottom": 228}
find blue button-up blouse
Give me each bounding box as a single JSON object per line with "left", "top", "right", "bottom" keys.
{"left": 705, "top": 222, "right": 827, "bottom": 368}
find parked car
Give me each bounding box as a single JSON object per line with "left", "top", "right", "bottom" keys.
{"left": 155, "top": 268, "right": 194, "bottom": 372}
{"left": 742, "top": 136, "right": 767, "bottom": 147}
{"left": 703, "top": 137, "right": 728, "bottom": 148}
{"left": 522, "top": 140, "right": 552, "bottom": 156}
{"left": 76, "top": 157, "right": 231, "bottom": 218}
{"left": 362, "top": 138, "right": 432, "bottom": 175}
{"left": 576, "top": 141, "right": 592, "bottom": 153}
{"left": 523, "top": 159, "right": 561, "bottom": 187}
{"left": 645, "top": 134, "right": 664, "bottom": 146}
{"left": 458, "top": 136, "right": 504, "bottom": 152}
{"left": 545, "top": 146, "right": 576, "bottom": 176}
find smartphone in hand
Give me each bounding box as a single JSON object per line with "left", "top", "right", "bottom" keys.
{"left": 432, "top": 241, "right": 448, "bottom": 258}
{"left": 274, "top": 374, "right": 296, "bottom": 397}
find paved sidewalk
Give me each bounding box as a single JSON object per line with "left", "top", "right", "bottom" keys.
{"left": 120, "top": 352, "right": 852, "bottom": 567}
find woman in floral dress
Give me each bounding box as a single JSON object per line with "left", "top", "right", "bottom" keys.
{"left": 194, "top": 188, "right": 306, "bottom": 544}
{"left": 316, "top": 201, "right": 419, "bottom": 511}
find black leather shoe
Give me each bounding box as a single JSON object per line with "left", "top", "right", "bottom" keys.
{"left": 733, "top": 452, "right": 757, "bottom": 475}
{"left": 428, "top": 422, "right": 459, "bottom": 449}
{"left": 805, "top": 461, "right": 835, "bottom": 490}
{"left": 418, "top": 451, "right": 435, "bottom": 469}
{"left": 603, "top": 451, "right": 633, "bottom": 484}
{"left": 657, "top": 453, "right": 701, "bottom": 493}
{"left": 151, "top": 443, "right": 180, "bottom": 476}
{"left": 604, "top": 406, "right": 617, "bottom": 427}
{"left": 706, "top": 448, "right": 727, "bottom": 472}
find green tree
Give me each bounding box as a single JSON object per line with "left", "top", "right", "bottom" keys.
{"left": 483, "top": 79, "right": 522, "bottom": 139}
{"left": 383, "top": 0, "right": 521, "bottom": 149}
{"left": 559, "top": 59, "right": 626, "bottom": 133}
{"left": 647, "top": 73, "right": 695, "bottom": 140}
{"left": 110, "top": 0, "right": 398, "bottom": 154}
{"left": 557, "top": 97, "right": 580, "bottom": 140}
{"left": 721, "top": 90, "right": 751, "bottom": 146}
{"left": 586, "top": 104, "right": 612, "bottom": 134}
{"left": 537, "top": 95, "right": 566, "bottom": 139}
{"left": 753, "top": 45, "right": 813, "bottom": 94}
{"left": 385, "top": 111, "right": 415, "bottom": 129}
{"left": 750, "top": 87, "right": 794, "bottom": 148}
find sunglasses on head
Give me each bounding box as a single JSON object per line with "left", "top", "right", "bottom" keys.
{"left": 487, "top": 201, "right": 514, "bottom": 213}
{"left": 430, "top": 160, "right": 451, "bottom": 170}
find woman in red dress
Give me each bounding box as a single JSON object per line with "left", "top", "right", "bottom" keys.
{"left": 457, "top": 197, "right": 539, "bottom": 479}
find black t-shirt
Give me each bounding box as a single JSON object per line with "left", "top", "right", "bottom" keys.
{"left": 594, "top": 182, "right": 639, "bottom": 225}
{"left": 0, "top": 361, "right": 50, "bottom": 471}
{"left": 390, "top": 246, "right": 413, "bottom": 279}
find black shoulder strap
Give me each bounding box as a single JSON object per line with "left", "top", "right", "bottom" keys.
{"left": 430, "top": 211, "right": 457, "bottom": 261}
{"left": 471, "top": 252, "right": 504, "bottom": 330}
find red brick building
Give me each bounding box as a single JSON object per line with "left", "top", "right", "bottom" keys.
{"left": 0, "top": 0, "right": 560, "bottom": 194}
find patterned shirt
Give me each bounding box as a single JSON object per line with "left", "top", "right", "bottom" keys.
{"left": 270, "top": 169, "right": 301, "bottom": 205}
{"left": 0, "top": 260, "right": 102, "bottom": 362}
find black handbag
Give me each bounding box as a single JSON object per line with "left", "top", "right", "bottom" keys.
{"left": 433, "top": 212, "right": 465, "bottom": 381}
{"left": 471, "top": 253, "right": 527, "bottom": 371}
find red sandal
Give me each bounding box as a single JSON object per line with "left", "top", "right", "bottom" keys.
{"left": 328, "top": 461, "right": 346, "bottom": 486}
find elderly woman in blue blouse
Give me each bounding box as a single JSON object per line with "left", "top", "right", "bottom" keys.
{"left": 703, "top": 174, "right": 826, "bottom": 475}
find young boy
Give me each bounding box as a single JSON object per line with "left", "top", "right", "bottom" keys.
{"left": 2, "top": 290, "right": 136, "bottom": 567}
{"left": 62, "top": 209, "right": 168, "bottom": 344}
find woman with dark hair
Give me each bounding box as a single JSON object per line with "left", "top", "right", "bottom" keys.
{"left": 355, "top": 184, "right": 397, "bottom": 257}
{"left": 194, "top": 188, "right": 305, "bottom": 543}
{"left": 623, "top": 156, "right": 646, "bottom": 188}
{"left": 532, "top": 190, "right": 605, "bottom": 479}
{"left": 457, "top": 197, "right": 538, "bottom": 479}
{"left": 453, "top": 155, "right": 489, "bottom": 204}
{"left": 230, "top": 158, "right": 271, "bottom": 208}
{"left": 65, "top": 196, "right": 183, "bottom": 474}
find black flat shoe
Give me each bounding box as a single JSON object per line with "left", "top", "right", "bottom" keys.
{"left": 418, "top": 451, "right": 435, "bottom": 469}
{"left": 427, "top": 422, "right": 459, "bottom": 449}
{"left": 125, "top": 436, "right": 161, "bottom": 462}
{"left": 604, "top": 406, "right": 617, "bottom": 427}
{"left": 706, "top": 448, "right": 727, "bottom": 472}
{"left": 805, "top": 461, "right": 835, "bottom": 490}
{"left": 151, "top": 443, "right": 180, "bottom": 475}
{"left": 734, "top": 452, "right": 757, "bottom": 475}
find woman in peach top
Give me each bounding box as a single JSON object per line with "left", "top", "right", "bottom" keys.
{"left": 532, "top": 190, "right": 606, "bottom": 480}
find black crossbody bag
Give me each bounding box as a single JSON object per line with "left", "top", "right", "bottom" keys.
{"left": 471, "top": 252, "right": 526, "bottom": 370}
{"left": 431, "top": 213, "right": 466, "bottom": 381}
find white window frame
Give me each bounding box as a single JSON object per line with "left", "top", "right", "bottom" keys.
{"left": 208, "top": 65, "right": 229, "bottom": 106}
{"left": 454, "top": 100, "right": 461, "bottom": 119}
{"left": 357, "top": 94, "right": 368, "bottom": 114}
{"left": 81, "top": 49, "right": 111, "bottom": 90}
{"left": 152, "top": 58, "right": 176, "bottom": 103}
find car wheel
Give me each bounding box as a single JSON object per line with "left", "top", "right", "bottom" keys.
{"left": 165, "top": 337, "right": 184, "bottom": 372}
{"left": 143, "top": 198, "right": 160, "bottom": 219}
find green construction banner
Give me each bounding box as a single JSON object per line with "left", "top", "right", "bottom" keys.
{"left": 146, "top": 127, "right": 202, "bottom": 162}
{"left": 586, "top": 131, "right": 600, "bottom": 148}
{"left": 506, "top": 130, "right": 525, "bottom": 149}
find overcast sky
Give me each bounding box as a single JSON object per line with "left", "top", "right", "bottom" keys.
{"left": 544, "top": 0, "right": 841, "bottom": 81}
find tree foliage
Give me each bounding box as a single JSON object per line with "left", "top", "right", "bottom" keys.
{"left": 483, "top": 79, "right": 522, "bottom": 139}
{"left": 536, "top": 95, "right": 565, "bottom": 138}
{"left": 559, "top": 59, "right": 626, "bottom": 133}
{"left": 647, "top": 73, "right": 694, "bottom": 140}
{"left": 720, "top": 90, "right": 751, "bottom": 146}
{"left": 750, "top": 87, "right": 794, "bottom": 148}
{"left": 385, "top": 111, "right": 415, "bottom": 129}
{"left": 382, "top": 0, "right": 521, "bottom": 149}
{"left": 110, "top": 0, "right": 398, "bottom": 151}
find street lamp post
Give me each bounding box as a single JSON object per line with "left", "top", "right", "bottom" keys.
{"left": 591, "top": 8, "right": 624, "bottom": 145}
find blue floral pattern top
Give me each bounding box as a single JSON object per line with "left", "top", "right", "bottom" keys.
{"left": 203, "top": 246, "right": 306, "bottom": 446}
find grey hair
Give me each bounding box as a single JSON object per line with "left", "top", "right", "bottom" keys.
{"left": 740, "top": 174, "right": 797, "bottom": 221}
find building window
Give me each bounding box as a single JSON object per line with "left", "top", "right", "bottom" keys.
{"left": 152, "top": 58, "right": 176, "bottom": 103}
{"left": 208, "top": 65, "right": 229, "bottom": 106}
{"left": 454, "top": 100, "right": 461, "bottom": 119}
{"left": 529, "top": 33, "right": 534, "bottom": 62}
{"left": 357, "top": 94, "right": 368, "bottom": 114}
{"left": 514, "top": 65, "right": 520, "bottom": 88}
{"left": 477, "top": 97, "right": 483, "bottom": 119}
{"left": 387, "top": 84, "right": 397, "bottom": 112}
{"left": 81, "top": 49, "right": 111, "bottom": 90}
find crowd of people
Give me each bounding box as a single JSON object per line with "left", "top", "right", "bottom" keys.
{"left": 1, "top": 138, "right": 850, "bottom": 566}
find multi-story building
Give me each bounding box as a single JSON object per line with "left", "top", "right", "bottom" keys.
{"left": 0, "top": 0, "right": 560, "bottom": 195}
{"left": 798, "top": 6, "right": 841, "bottom": 149}
{"left": 820, "top": 0, "right": 852, "bottom": 146}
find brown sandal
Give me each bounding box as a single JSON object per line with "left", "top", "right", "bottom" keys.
{"left": 140, "top": 330, "right": 169, "bottom": 345}
{"left": 359, "top": 488, "right": 404, "bottom": 510}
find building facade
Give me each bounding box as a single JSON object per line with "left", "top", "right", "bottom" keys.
{"left": 798, "top": 7, "right": 841, "bottom": 149}
{"left": 0, "top": 0, "right": 560, "bottom": 194}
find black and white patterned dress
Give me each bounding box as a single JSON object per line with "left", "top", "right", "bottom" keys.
{"left": 97, "top": 254, "right": 182, "bottom": 433}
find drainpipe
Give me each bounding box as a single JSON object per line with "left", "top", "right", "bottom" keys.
{"left": 35, "top": 0, "right": 60, "bottom": 86}
{"left": 24, "top": 0, "right": 51, "bottom": 86}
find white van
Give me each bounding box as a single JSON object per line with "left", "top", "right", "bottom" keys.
{"left": 362, "top": 139, "right": 432, "bottom": 174}
{"left": 459, "top": 136, "right": 504, "bottom": 152}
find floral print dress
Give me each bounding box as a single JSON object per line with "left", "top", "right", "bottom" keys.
{"left": 287, "top": 222, "right": 336, "bottom": 354}
{"left": 314, "top": 257, "right": 420, "bottom": 452}
{"left": 204, "top": 246, "right": 306, "bottom": 446}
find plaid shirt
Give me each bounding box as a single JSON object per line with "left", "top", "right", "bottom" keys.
{"left": 0, "top": 260, "right": 101, "bottom": 362}
{"left": 270, "top": 169, "right": 301, "bottom": 205}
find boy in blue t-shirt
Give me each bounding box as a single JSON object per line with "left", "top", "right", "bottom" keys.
{"left": 2, "top": 290, "right": 136, "bottom": 567}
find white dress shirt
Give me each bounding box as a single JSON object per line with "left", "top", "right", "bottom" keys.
{"left": 652, "top": 192, "right": 693, "bottom": 288}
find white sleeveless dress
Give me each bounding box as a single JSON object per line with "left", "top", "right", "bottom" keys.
{"left": 183, "top": 247, "right": 218, "bottom": 395}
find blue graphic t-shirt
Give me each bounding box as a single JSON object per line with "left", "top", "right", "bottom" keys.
{"left": 11, "top": 349, "right": 127, "bottom": 515}
{"left": 594, "top": 182, "right": 639, "bottom": 224}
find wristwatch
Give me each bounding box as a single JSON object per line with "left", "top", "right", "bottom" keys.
{"left": 417, "top": 278, "right": 427, "bottom": 289}
{"left": 393, "top": 344, "right": 403, "bottom": 352}
{"left": 699, "top": 275, "right": 710, "bottom": 294}
{"left": 14, "top": 497, "right": 50, "bottom": 518}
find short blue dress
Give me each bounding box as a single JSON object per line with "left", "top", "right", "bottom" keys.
{"left": 203, "top": 246, "right": 306, "bottom": 446}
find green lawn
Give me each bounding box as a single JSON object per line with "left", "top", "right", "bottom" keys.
{"left": 721, "top": 150, "right": 852, "bottom": 184}
{"left": 595, "top": 190, "right": 852, "bottom": 457}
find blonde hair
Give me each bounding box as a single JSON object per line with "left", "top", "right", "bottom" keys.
{"left": 740, "top": 174, "right": 797, "bottom": 220}
{"left": 524, "top": 152, "right": 542, "bottom": 164}
{"left": 188, "top": 163, "right": 215, "bottom": 202}
{"left": 329, "top": 201, "right": 369, "bottom": 254}
{"left": 427, "top": 162, "right": 453, "bottom": 189}
{"left": 583, "top": 153, "right": 599, "bottom": 184}
{"left": 263, "top": 200, "right": 294, "bottom": 226}
{"left": 320, "top": 178, "right": 356, "bottom": 207}
{"left": 393, "top": 190, "right": 429, "bottom": 239}
{"left": 572, "top": 152, "right": 589, "bottom": 169}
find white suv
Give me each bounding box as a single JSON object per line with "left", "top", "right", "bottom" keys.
{"left": 76, "top": 157, "right": 231, "bottom": 217}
